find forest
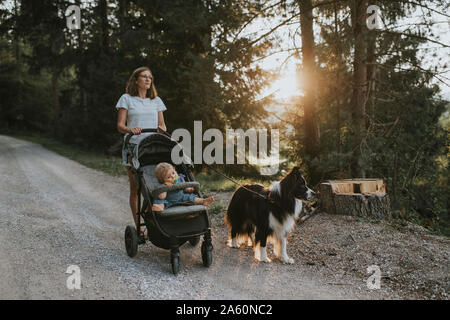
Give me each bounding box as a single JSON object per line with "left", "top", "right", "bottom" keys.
{"left": 0, "top": 0, "right": 448, "bottom": 235}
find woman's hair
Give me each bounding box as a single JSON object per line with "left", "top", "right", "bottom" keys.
{"left": 155, "top": 162, "right": 174, "bottom": 183}
{"left": 126, "top": 66, "right": 158, "bottom": 98}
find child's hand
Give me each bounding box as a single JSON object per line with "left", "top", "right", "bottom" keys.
{"left": 184, "top": 187, "right": 195, "bottom": 193}
{"left": 152, "top": 203, "right": 164, "bottom": 212}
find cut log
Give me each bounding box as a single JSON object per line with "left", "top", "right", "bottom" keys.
{"left": 319, "top": 179, "right": 390, "bottom": 219}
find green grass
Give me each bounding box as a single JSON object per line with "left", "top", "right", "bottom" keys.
{"left": 195, "top": 171, "right": 274, "bottom": 192}
{"left": 7, "top": 133, "right": 269, "bottom": 192}
{"left": 9, "top": 133, "right": 126, "bottom": 177}
{"left": 207, "top": 201, "right": 227, "bottom": 215}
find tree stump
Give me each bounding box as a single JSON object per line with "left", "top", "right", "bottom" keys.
{"left": 319, "top": 179, "right": 390, "bottom": 219}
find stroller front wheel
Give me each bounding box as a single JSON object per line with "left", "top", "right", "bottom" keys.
{"left": 125, "top": 225, "right": 139, "bottom": 257}
{"left": 201, "top": 241, "right": 213, "bottom": 267}
{"left": 171, "top": 252, "right": 180, "bottom": 275}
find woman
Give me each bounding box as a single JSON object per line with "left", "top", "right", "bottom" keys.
{"left": 116, "top": 66, "right": 167, "bottom": 237}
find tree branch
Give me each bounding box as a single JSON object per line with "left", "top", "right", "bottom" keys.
{"left": 248, "top": 14, "right": 300, "bottom": 47}
{"left": 232, "top": 0, "right": 286, "bottom": 42}
{"left": 390, "top": 0, "right": 450, "bottom": 19}
{"left": 311, "top": 0, "right": 349, "bottom": 9}
{"left": 382, "top": 30, "right": 450, "bottom": 48}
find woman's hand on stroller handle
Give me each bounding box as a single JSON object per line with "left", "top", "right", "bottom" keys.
{"left": 127, "top": 127, "right": 169, "bottom": 136}
{"left": 129, "top": 127, "right": 142, "bottom": 135}
{"left": 129, "top": 127, "right": 167, "bottom": 135}
{"left": 157, "top": 126, "right": 166, "bottom": 134}
{"left": 124, "top": 127, "right": 172, "bottom": 146}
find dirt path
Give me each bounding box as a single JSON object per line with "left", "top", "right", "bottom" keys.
{"left": 0, "top": 135, "right": 447, "bottom": 300}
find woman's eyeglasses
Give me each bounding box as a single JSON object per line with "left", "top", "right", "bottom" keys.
{"left": 139, "top": 75, "right": 153, "bottom": 80}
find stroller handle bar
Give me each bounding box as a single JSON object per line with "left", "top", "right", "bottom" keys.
{"left": 124, "top": 127, "right": 171, "bottom": 146}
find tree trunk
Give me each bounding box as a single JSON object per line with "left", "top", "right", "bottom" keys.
{"left": 319, "top": 179, "right": 390, "bottom": 219}
{"left": 367, "top": 30, "right": 377, "bottom": 129}
{"left": 13, "top": 0, "right": 20, "bottom": 65}
{"left": 13, "top": 0, "right": 22, "bottom": 131}
{"left": 74, "top": 0, "right": 87, "bottom": 132}
{"left": 350, "top": 0, "right": 368, "bottom": 178}
{"left": 118, "top": 0, "right": 128, "bottom": 35}
{"left": 98, "top": 0, "right": 108, "bottom": 52}
{"left": 51, "top": 70, "right": 61, "bottom": 137}
{"left": 366, "top": 30, "right": 377, "bottom": 177}
{"left": 298, "top": 0, "right": 320, "bottom": 184}
{"left": 333, "top": 2, "right": 342, "bottom": 171}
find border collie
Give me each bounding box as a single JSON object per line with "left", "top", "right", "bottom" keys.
{"left": 225, "top": 167, "right": 315, "bottom": 264}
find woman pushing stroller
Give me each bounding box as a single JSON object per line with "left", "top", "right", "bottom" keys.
{"left": 116, "top": 66, "right": 166, "bottom": 232}
{"left": 116, "top": 67, "right": 214, "bottom": 274}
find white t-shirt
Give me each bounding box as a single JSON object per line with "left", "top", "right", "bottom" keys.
{"left": 116, "top": 93, "right": 167, "bottom": 144}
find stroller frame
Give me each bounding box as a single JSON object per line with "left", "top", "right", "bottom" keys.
{"left": 123, "top": 129, "right": 213, "bottom": 274}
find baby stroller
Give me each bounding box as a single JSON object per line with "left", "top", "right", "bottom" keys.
{"left": 123, "top": 129, "right": 213, "bottom": 274}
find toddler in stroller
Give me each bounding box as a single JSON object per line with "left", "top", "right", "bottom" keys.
{"left": 123, "top": 129, "right": 213, "bottom": 275}
{"left": 152, "top": 162, "right": 214, "bottom": 212}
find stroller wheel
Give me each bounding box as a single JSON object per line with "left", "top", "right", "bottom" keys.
{"left": 201, "top": 241, "right": 213, "bottom": 267}
{"left": 171, "top": 252, "right": 180, "bottom": 275}
{"left": 189, "top": 236, "right": 200, "bottom": 247}
{"left": 125, "top": 225, "right": 139, "bottom": 258}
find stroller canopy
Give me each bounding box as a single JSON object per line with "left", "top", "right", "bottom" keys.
{"left": 131, "top": 133, "right": 193, "bottom": 169}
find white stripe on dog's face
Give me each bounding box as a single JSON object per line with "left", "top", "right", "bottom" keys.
{"left": 271, "top": 182, "right": 281, "bottom": 196}
{"left": 306, "top": 188, "right": 315, "bottom": 200}
{"left": 294, "top": 198, "right": 303, "bottom": 219}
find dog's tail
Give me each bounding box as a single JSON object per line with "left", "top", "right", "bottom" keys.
{"left": 224, "top": 186, "right": 246, "bottom": 230}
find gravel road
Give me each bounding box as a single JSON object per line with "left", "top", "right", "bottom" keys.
{"left": 1, "top": 135, "right": 447, "bottom": 300}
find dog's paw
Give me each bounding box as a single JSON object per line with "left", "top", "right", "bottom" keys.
{"left": 226, "top": 239, "right": 240, "bottom": 248}
{"left": 255, "top": 256, "right": 272, "bottom": 263}
{"left": 273, "top": 248, "right": 281, "bottom": 258}
{"left": 280, "top": 256, "right": 294, "bottom": 264}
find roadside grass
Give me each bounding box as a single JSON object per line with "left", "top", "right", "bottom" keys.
{"left": 207, "top": 201, "right": 227, "bottom": 215}
{"left": 7, "top": 133, "right": 272, "bottom": 192}
{"left": 9, "top": 133, "right": 126, "bottom": 177}
{"left": 195, "top": 172, "right": 275, "bottom": 192}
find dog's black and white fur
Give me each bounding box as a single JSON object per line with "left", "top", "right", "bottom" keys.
{"left": 225, "top": 167, "right": 315, "bottom": 264}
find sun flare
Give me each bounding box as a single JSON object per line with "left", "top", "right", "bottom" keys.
{"left": 269, "top": 71, "right": 303, "bottom": 102}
